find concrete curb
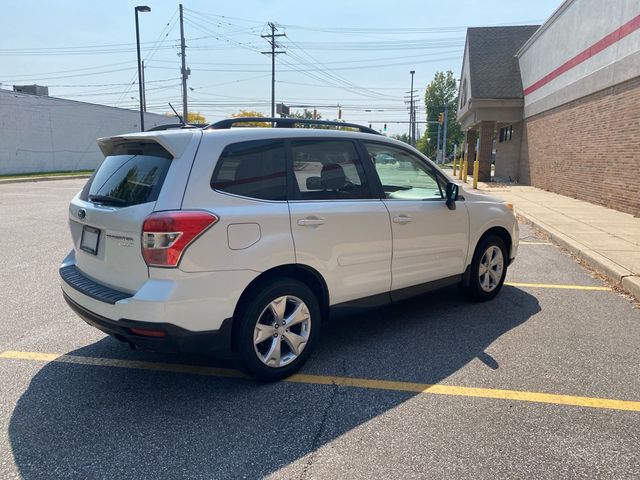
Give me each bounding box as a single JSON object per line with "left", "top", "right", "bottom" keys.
{"left": 0, "top": 174, "right": 91, "bottom": 185}
{"left": 622, "top": 276, "right": 640, "bottom": 301}
{"left": 515, "top": 209, "right": 640, "bottom": 301}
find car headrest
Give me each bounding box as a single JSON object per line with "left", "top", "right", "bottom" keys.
{"left": 320, "top": 164, "right": 346, "bottom": 191}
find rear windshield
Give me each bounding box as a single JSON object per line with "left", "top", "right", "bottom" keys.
{"left": 80, "top": 141, "right": 172, "bottom": 206}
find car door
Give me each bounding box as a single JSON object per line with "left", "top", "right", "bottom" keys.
{"left": 362, "top": 141, "right": 469, "bottom": 292}
{"left": 287, "top": 138, "right": 392, "bottom": 306}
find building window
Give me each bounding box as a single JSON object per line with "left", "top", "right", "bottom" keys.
{"left": 499, "top": 125, "right": 513, "bottom": 143}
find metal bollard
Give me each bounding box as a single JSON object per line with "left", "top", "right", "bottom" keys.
{"left": 473, "top": 160, "right": 479, "bottom": 189}
{"left": 452, "top": 157, "right": 457, "bottom": 176}
{"left": 459, "top": 153, "right": 465, "bottom": 180}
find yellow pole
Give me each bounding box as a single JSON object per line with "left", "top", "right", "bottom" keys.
{"left": 473, "top": 157, "right": 479, "bottom": 189}
{"left": 452, "top": 156, "right": 457, "bottom": 176}
{"left": 462, "top": 144, "right": 468, "bottom": 183}
{"left": 472, "top": 145, "right": 480, "bottom": 188}
{"left": 459, "top": 146, "right": 466, "bottom": 180}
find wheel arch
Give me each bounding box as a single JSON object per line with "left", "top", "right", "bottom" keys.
{"left": 232, "top": 263, "right": 330, "bottom": 325}
{"left": 462, "top": 226, "right": 512, "bottom": 286}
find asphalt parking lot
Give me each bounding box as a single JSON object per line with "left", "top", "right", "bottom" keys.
{"left": 1, "top": 179, "right": 639, "bottom": 480}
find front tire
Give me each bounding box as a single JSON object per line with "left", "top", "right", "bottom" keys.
{"left": 233, "top": 279, "right": 321, "bottom": 381}
{"left": 460, "top": 234, "right": 508, "bottom": 302}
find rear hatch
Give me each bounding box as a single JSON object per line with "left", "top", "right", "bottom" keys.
{"left": 69, "top": 135, "right": 187, "bottom": 293}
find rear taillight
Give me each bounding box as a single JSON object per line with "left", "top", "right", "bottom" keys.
{"left": 142, "top": 211, "right": 218, "bottom": 267}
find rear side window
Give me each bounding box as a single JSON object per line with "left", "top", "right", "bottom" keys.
{"left": 290, "top": 140, "right": 371, "bottom": 200}
{"left": 80, "top": 141, "right": 172, "bottom": 206}
{"left": 211, "top": 140, "right": 286, "bottom": 201}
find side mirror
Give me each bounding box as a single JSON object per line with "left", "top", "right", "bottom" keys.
{"left": 445, "top": 182, "right": 458, "bottom": 210}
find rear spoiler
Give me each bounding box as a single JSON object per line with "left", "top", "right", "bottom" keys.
{"left": 96, "top": 131, "right": 197, "bottom": 159}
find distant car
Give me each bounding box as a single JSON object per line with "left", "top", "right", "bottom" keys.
{"left": 60, "top": 118, "right": 518, "bottom": 381}
{"left": 375, "top": 152, "right": 396, "bottom": 164}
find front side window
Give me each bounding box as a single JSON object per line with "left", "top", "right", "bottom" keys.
{"left": 211, "top": 140, "right": 286, "bottom": 201}
{"left": 80, "top": 141, "right": 172, "bottom": 206}
{"left": 363, "top": 142, "right": 443, "bottom": 200}
{"left": 291, "top": 140, "right": 370, "bottom": 200}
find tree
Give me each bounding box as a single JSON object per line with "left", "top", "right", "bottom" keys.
{"left": 187, "top": 112, "right": 207, "bottom": 124}
{"left": 288, "top": 108, "right": 321, "bottom": 120}
{"left": 164, "top": 111, "right": 207, "bottom": 124}
{"left": 391, "top": 133, "right": 411, "bottom": 145}
{"left": 231, "top": 110, "right": 270, "bottom": 127}
{"left": 418, "top": 70, "right": 463, "bottom": 158}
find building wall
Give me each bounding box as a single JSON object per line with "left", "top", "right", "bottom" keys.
{"left": 494, "top": 121, "right": 522, "bottom": 182}
{"left": 515, "top": 0, "right": 640, "bottom": 215}
{"left": 523, "top": 76, "right": 640, "bottom": 216}
{"left": 518, "top": 0, "right": 640, "bottom": 118}
{"left": 0, "top": 90, "right": 173, "bottom": 175}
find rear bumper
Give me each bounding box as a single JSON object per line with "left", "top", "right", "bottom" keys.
{"left": 60, "top": 249, "right": 258, "bottom": 331}
{"left": 63, "top": 291, "right": 233, "bottom": 356}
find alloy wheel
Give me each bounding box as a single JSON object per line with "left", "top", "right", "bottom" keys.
{"left": 478, "top": 245, "right": 504, "bottom": 292}
{"left": 253, "top": 295, "right": 311, "bottom": 368}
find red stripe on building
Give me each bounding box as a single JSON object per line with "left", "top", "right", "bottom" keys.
{"left": 523, "top": 14, "right": 640, "bottom": 96}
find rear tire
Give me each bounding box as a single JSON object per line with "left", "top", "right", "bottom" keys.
{"left": 233, "top": 278, "right": 321, "bottom": 381}
{"left": 460, "top": 234, "right": 508, "bottom": 302}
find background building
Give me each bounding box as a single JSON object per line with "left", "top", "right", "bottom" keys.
{"left": 458, "top": 0, "right": 640, "bottom": 215}
{"left": 0, "top": 88, "right": 173, "bottom": 175}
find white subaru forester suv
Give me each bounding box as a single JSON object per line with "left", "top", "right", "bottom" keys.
{"left": 60, "top": 118, "right": 518, "bottom": 381}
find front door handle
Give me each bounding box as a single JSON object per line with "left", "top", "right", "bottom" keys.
{"left": 392, "top": 215, "right": 413, "bottom": 224}
{"left": 298, "top": 216, "right": 325, "bottom": 226}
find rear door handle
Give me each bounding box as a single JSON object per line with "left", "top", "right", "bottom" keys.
{"left": 393, "top": 215, "right": 413, "bottom": 224}
{"left": 297, "top": 216, "right": 325, "bottom": 226}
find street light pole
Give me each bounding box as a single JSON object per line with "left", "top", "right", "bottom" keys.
{"left": 135, "top": 5, "right": 151, "bottom": 132}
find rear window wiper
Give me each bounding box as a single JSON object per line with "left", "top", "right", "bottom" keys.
{"left": 88, "top": 194, "right": 129, "bottom": 205}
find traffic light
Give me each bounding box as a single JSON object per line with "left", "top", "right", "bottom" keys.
{"left": 438, "top": 113, "right": 444, "bottom": 125}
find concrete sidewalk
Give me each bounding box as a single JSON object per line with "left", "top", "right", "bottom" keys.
{"left": 446, "top": 168, "right": 640, "bottom": 299}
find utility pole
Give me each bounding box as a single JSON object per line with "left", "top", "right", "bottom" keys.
{"left": 410, "top": 71, "right": 416, "bottom": 146}
{"left": 262, "top": 22, "right": 286, "bottom": 119}
{"left": 134, "top": 5, "right": 150, "bottom": 131}
{"left": 436, "top": 121, "right": 442, "bottom": 161}
{"left": 405, "top": 70, "right": 417, "bottom": 146}
{"left": 442, "top": 104, "right": 449, "bottom": 163}
{"left": 179, "top": 4, "right": 189, "bottom": 122}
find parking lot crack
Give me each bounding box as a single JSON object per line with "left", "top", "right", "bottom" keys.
{"left": 300, "top": 359, "right": 347, "bottom": 480}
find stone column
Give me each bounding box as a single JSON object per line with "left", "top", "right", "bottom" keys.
{"left": 477, "top": 121, "right": 495, "bottom": 182}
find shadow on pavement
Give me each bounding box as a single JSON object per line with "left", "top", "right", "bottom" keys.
{"left": 9, "top": 285, "right": 539, "bottom": 479}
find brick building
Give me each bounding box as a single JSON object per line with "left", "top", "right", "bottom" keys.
{"left": 457, "top": 0, "right": 640, "bottom": 215}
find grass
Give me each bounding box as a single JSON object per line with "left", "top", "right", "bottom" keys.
{"left": 0, "top": 170, "right": 93, "bottom": 180}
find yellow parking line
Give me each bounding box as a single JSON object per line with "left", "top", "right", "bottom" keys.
{"left": 2, "top": 350, "right": 639, "bottom": 413}
{"left": 505, "top": 282, "right": 610, "bottom": 291}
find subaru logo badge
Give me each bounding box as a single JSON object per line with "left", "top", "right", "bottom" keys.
{"left": 77, "top": 208, "right": 86, "bottom": 220}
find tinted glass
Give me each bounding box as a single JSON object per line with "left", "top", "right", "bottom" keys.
{"left": 211, "top": 140, "right": 287, "bottom": 201}
{"left": 363, "top": 142, "right": 443, "bottom": 200}
{"left": 80, "top": 141, "right": 172, "bottom": 206}
{"left": 291, "top": 140, "right": 370, "bottom": 200}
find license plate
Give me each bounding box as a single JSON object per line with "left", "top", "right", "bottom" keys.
{"left": 80, "top": 225, "right": 100, "bottom": 255}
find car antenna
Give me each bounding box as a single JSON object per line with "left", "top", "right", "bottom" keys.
{"left": 168, "top": 102, "right": 185, "bottom": 126}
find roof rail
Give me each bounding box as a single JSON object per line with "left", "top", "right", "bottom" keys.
{"left": 205, "top": 117, "right": 381, "bottom": 135}
{"left": 146, "top": 123, "right": 206, "bottom": 132}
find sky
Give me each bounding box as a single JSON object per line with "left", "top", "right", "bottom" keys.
{"left": 0, "top": 0, "right": 562, "bottom": 135}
